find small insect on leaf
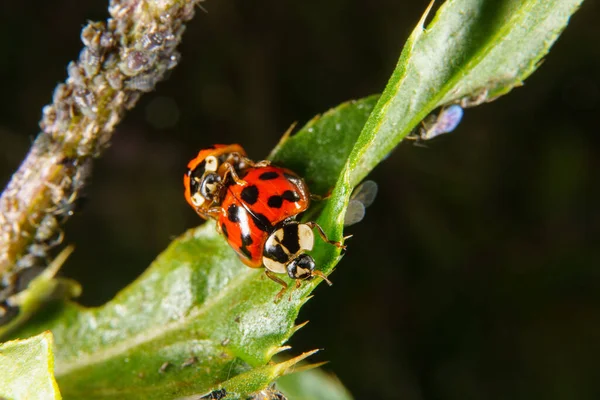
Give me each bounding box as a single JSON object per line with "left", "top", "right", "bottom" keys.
{"left": 417, "top": 104, "right": 464, "bottom": 141}
{"left": 344, "top": 180, "right": 378, "bottom": 226}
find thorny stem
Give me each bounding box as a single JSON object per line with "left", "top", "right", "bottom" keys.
{"left": 0, "top": 0, "right": 202, "bottom": 304}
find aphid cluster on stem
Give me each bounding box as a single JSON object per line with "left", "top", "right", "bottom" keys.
{"left": 0, "top": 0, "right": 204, "bottom": 326}
{"left": 0, "top": 156, "right": 91, "bottom": 325}
{"left": 184, "top": 144, "right": 346, "bottom": 300}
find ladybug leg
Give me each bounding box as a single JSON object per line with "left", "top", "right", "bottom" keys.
{"left": 310, "top": 186, "right": 334, "bottom": 201}
{"left": 305, "top": 221, "right": 347, "bottom": 250}
{"left": 310, "top": 192, "right": 330, "bottom": 201}
{"left": 221, "top": 162, "right": 246, "bottom": 185}
{"left": 245, "top": 158, "right": 271, "bottom": 168}
{"left": 265, "top": 270, "right": 288, "bottom": 302}
{"left": 311, "top": 270, "right": 333, "bottom": 286}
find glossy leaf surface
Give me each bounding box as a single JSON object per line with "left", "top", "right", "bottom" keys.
{"left": 5, "top": 0, "right": 583, "bottom": 398}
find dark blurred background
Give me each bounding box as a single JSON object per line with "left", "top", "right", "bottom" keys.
{"left": 1, "top": 1, "right": 599, "bottom": 399}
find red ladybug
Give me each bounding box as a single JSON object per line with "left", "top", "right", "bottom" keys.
{"left": 217, "top": 165, "right": 342, "bottom": 298}
{"left": 184, "top": 145, "right": 344, "bottom": 299}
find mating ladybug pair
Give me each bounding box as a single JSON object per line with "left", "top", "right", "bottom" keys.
{"left": 184, "top": 144, "right": 344, "bottom": 299}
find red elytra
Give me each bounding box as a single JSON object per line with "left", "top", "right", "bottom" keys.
{"left": 184, "top": 145, "right": 344, "bottom": 299}
{"left": 217, "top": 165, "right": 310, "bottom": 267}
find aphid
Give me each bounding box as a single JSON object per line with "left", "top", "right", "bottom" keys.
{"left": 142, "top": 31, "right": 166, "bottom": 51}
{"left": 125, "top": 73, "right": 159, "bottom": 92}
{"left": 73, "top": 87, "right": 98, "bottom": 118}
{"left": 67, "top": 61, "right": 86, "bottom": 87}
{"left": 344, "top": 180, "right": 378, "bottom": 227}
{"left": 121, "top": 50, "right": 152, "bottom": 76}
{"left": 412, "top": 104, "right": 464, "bottom": 141}
{"left": 105, "top": 68, "right": 124, "bottom": 90}
{"left": 80, "top": 47, "right": 102, "bottom": 78}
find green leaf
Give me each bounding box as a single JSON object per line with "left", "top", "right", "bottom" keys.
{"left": 269, "top": 96, "right": 379, "bottom": 195}
{"left": 349, "top": 0, "right": 584, "bottom": 187}
{"left": 4, "top": 0, "right": 583, "bottom": 398}
{"left": 0, "top": 331, "right": 62, "bottom": 400}
{"left": 277, "top": 367, "right": 353, "bottom": 400}
{"left": 6, "top": 98, "right": 374, "bottom": 400}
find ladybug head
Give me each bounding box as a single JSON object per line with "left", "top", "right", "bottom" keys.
{"left": 286, "top": 253, "right": 316, "bottom": 281}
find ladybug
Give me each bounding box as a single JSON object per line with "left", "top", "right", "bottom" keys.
{"left": 217, "top": 165, "right": 343, "bottom": 299}
{"left": 184, "top": 144, "right": 268, "bottom": 219}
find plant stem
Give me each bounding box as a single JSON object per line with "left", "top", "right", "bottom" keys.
{"left": 0, "top": 0, "right": 201, "bottom": 301}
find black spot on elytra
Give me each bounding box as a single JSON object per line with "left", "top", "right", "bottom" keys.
{"left": 250, "top": 212, "right": 272, "bottom": 232}
{"left": 239, "top": 242, "right": 252, "bottom": 259}
{"left": 259, "top": 171, "right": 279, "bottom": 180}
{"left": 268, "top": 190, "right": 300, "bottom": 208}
{"left": 241, "top": 233, "right": 253, "bottom": 246}
{"left": 282, "top": 190, "right": 300, "bottom": 202}
{"left": 239, "top": 233, "right": 254, "bottom": 259}
{"left": 267, "top": 195, "right": 283, "bottom": 208}
{"left": 227, "top": 204, "right": 240, "bottom": 223}
{"left": 221, "top": 223, "right": 228, "bottom": 238}
{"left": 241, "top": 185, "right": 259, "bottom": 205}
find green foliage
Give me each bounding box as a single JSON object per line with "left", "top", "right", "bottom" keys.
{"left": 3, "top": 0, "right": 583, "bottom": 398}
{"left": 349, "top": 0, "right": 583, "bottom": 186}
{"left": 0, "top": 331, "right": 61, "bottom": 400}
{"left": 8, "top": 98, "right": 372, "bottom": 399}
{"left": 277, "top": 366, "right": 353, "bottom": 400}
